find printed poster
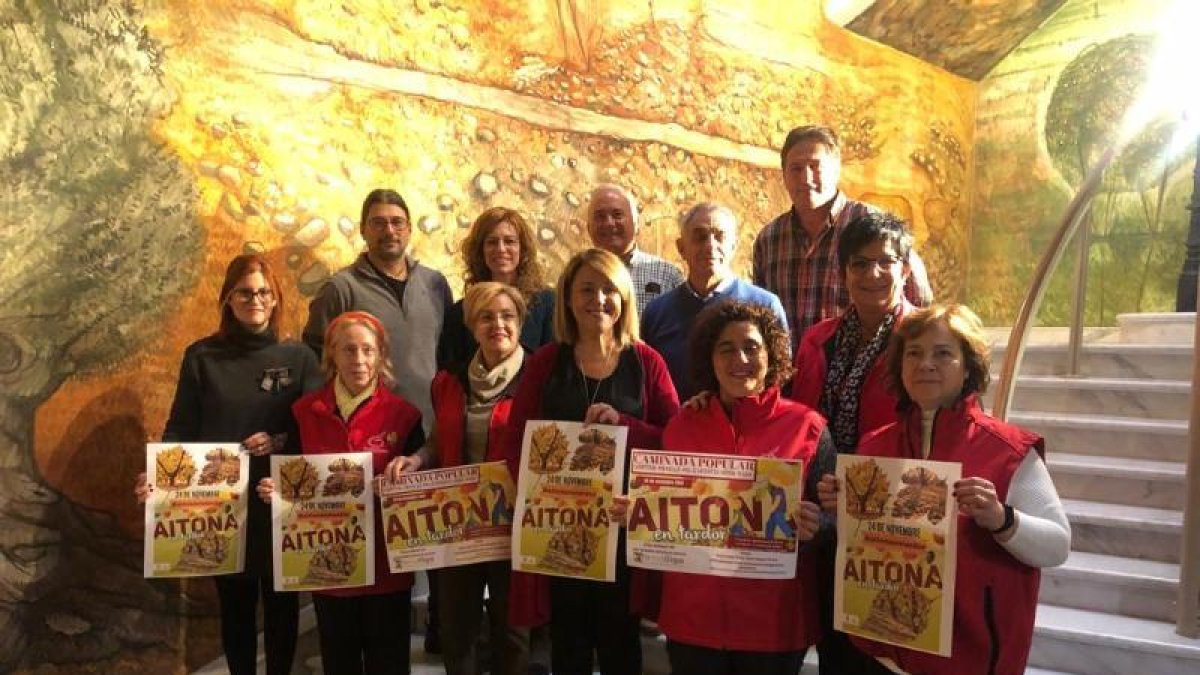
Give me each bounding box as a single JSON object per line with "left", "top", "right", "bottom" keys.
{"left": 379, "top": 461, "right": 516, "bottom": 573}
{"left": 834, "top": 455, "right": 961, "bottom": 656}
{"left": 144, "top": 443, "right": 250, "bottom": 578}
{"left": 270, "top": 453, "right": 374, "bottom": 592}
{"left": 512, "top": 420, "right": 628, "bottom": 582}
{"left": 626, "top": 449, "right": 805, "bottom": 579}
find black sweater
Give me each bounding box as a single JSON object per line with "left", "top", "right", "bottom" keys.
{"left": 162, "top": 327, "right": 322, "bottom": 577}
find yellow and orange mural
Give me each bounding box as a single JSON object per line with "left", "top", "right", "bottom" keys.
{"left": 12, "top": 0, "right": 1136, "bottom": 671}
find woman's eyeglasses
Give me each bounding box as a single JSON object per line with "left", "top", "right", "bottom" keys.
{"left": 231, "top": 288, "right": 275, "bottom": 304}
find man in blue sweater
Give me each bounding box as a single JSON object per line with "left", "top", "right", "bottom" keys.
{"left": 641, "top": 202, "right": 788, "bottom": 401}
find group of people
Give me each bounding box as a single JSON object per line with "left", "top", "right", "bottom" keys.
{"left": 134, "top": 125, "right": 1071, "bottom": 675}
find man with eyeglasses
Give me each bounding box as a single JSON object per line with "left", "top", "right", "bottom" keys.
{"left": 753, "top": 125, "right": 932, "bottom": 347}
{"left": 641, "top": 202, "right": 787, "bottom": 401}
{"left": 304, "top": 188, "right": 452, "bottom": 435}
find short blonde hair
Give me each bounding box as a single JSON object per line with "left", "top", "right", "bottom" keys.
{"left": 463, "top": 282, "right": 528, "bottom": 332}
{"left": 322, "top": 311, "right": 395, "bottom": 387}
{"left": 887, "top": 304, "right": 991, "bottom": 408}
{"left": 553, "top": 248, "right": 639, "bottom": 347}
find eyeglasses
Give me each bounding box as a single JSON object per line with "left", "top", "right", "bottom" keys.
{"left": 231, "top": 288, "right": 275, "bottom": 304}
{"left": 847, "top": 255, "right": 903, "bottom": 274}
{"left": 367, "top": 216, "right": 411, "bottom": 232}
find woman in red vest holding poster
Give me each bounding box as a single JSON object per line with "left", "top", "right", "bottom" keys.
{"left": 656, "top": 300, "right": 834, "bottom": 675}
{"left": 818, "top": 304, "right": 1070, "bottom": 675}
{"left": 259, "top": 311, "right": 425, "bottom": 675}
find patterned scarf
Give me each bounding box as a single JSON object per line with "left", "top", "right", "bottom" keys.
{"left": 820, "top": 306, "right": 897, "bottom": 453}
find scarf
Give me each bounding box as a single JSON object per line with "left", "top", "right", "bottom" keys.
{"left": 820, "top": 306, "right": 897, "bottom": 453}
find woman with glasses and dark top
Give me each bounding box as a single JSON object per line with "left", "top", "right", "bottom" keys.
{"left": 504, "top": 248, "right": 680, "bottom": 675}
{"left": 437, "top": 206, "right": 556, "bottom": 371}
{"left": 135, "top": 254, "right": 321, "bottom": 675}
{"left": 817, "top": 305, "right": 1070, "bottom": 675}
{"left": 788, "top": 211, "right": 921, "bottom": 672}
{"left": 656, "top": 300, "right": 833, "bottom": 675}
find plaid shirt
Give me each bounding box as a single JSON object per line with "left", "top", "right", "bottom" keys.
{"left": 753, "top": 193, "right": 931, "bottom": 343}
{"left": 626, "top": 247, "right": 684, "bottom": 316}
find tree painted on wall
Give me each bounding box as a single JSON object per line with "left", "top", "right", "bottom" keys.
{"left": 1044, "top": 34, "right": 1190, "bottom": 323}
{"left": 0, "top": 0, "right": 201, "bottom": 669}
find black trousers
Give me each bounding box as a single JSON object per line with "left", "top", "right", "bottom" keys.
{"left": 666, "top": 641, "right": 805, "bottom": 675}
{"left": 312, "top": 590, "right": 411, "bottom": 675}
{"left": 548, "top": 573, "right": 641, "bottom": 675}
{"left": 214, "top": 575, "right": 299, "bottom": 675}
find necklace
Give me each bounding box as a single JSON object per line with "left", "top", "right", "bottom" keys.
{"left": 576, "top": 347, "right": 616, "bottom": 408}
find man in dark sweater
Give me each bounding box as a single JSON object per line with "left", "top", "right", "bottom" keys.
{"left": 303, "top": 188, "right": 452, "bottom": 434}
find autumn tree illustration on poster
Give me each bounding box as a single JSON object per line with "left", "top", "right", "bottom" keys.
{"left": 834, "top": 455, "right": 960, "bottom": 656}
{"left": 512, "top": 421, "right": 628, "bottom": 582}
{"left": 270, "top": 453, "right": 374, "bottom": 592}
{"left": 144, "top": 444, "right": 249, "bottom": 578}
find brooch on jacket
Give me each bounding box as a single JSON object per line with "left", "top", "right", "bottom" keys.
{"left": 260, "top": 367, "right": 293, "bottom": 393}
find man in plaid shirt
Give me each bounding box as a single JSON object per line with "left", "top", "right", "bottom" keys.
{"left": 587, "top": 183, "right": 684, "bottom": 314}
{"left": 753, "top": 125, "right": 932, "bottom": 345}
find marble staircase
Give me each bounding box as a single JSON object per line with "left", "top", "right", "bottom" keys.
{"left": 986, "top": 312, "right": 1200, "bottom": 675}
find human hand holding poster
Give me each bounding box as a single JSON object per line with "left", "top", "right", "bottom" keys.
{"left": 144, "top": 443, "right": 249, "bottom": 578}
{"left": 379, "top": 461, "right": 516, "bottom": 572}
{"left": 270, "top": 453, "right": 374, "bottom": 592}
{"left": 625, "top": 449, "right": 804, "bottom": 579}
{"left": 512, "top": 421, "right": 627, "bottom": 581}
{"left": 834, "top": 455, "right": 960, "bottom": 656}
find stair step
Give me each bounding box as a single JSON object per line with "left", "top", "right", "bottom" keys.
{"left": 1117, "top": 312, "right": 1196, "bottom": 345}
{"left": 988, "top": 375, "right": 1192, "bottom": 420}
{"left": 1046, "top": 453, "right": 1186, "bottom": 509}
{"left": 1041, "top": 551, "right": 1179, "bottom": 622}
{"left": 992, "top": 343, "right": 1194, "bottom": 380}
{"left": 1062, "top": 499, "right": 1182, "bottom": 563}
{"left": 1008, "top": 411, "right": 1188, "bottom": 463}
{"left": 1030, "top": 604, "right": 1200, "bottom": 674}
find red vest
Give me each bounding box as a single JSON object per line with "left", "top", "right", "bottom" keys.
{"left": 853, "top": 396, "right": 1043, "bottom": 675}
{"left": 430, "top": 368, "right": 518, "bottom": 468}
{"left": 292, "top": 382, "right": 422, "bottom": 597}
{"left": 656, "top": 388, "right": 826, "bottom": 652}
{"left": 789, "top": 304, "right": 912, "bottom": 444}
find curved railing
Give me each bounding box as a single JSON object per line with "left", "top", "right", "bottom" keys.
{"left": 989, "top": 146, "right": 1115, "bottom": 421}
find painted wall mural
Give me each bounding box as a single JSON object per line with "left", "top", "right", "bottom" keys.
{"left": 969, "top": 0, "right": 1195, "bottom": 326}
{"left": 4, "top": 0, "right": 975, "bottom": 671}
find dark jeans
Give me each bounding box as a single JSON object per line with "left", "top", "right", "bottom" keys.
{"left": 312, "top": 590, "right": 411, "bottom": 675}
{"left": 214, "top": 575, "right": 298, "bottom": 675}
{"left": 666, "top": 641, "right": 805, "bottom": 675}
{"left": 548, "top": 573, "right": 641, "bottom": 675}
{"left": 438, "top": 560, "right": 529, "bottom": 675}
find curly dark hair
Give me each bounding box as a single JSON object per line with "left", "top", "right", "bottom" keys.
{"left": 689, "top": 301, "right": 794, "bottom": 396}
{"left": 461, "top": 206, "right": 547, "bottom": 300}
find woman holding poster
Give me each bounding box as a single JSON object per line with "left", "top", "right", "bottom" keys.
{"left": 259, "top": 311, "right": 426, "bottom": 675}
{"left": 655, "top": 300, "right": 833, "bottom": 675}
{"left": 504, "top": 248, "right": 679, "bottom": 675}
{"left": 134, "top": 254, "right": 320, "bottom": 675}
{"left": 819, "top": 304, "right": 1070, "bottom": 675}
{"left": 789, "top": 211, "right": 920, "bottom": 672}
{"left": 394, "top": 281, "right": 532, "bottom": 675}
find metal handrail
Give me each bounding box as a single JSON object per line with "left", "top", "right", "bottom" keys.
{"left": 991, "top": 147, "right": 1115, "bottom": 421}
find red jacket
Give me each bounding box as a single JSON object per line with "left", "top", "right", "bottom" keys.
{"left": 430, "top": 363, "right": 521, "bottom": 468}
{"left": 656, "top": 387, "right": 826, "bottom": 652}
{"left": 853, "top": 396, "right": 1043, "bottom": 675}
{"left": 504, "top": 341, "right": 681, "bottom": 627}
{"left": 292, "top": 382, "right": 423, "bottom": 597}
{"left": 789, "top": 302, "right": 913, "bottom": 444}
